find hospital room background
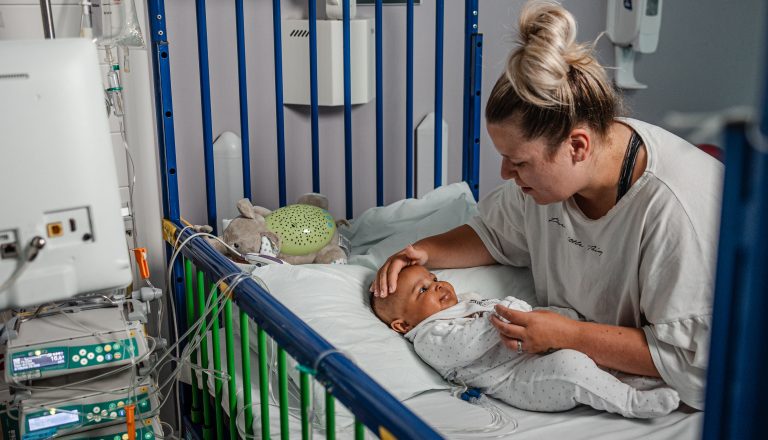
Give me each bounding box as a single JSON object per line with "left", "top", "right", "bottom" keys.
{"left": 0, "top": 0, "right": 766, "bottom": 439}
{"left": 0, "top": 0, "right": 761, "bottom": 284}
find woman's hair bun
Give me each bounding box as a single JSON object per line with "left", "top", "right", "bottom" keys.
{"left": 507, "top": 0, "right": 597, "bottom": 109}
{"left": 518, "top": 0, "right": 577, "bottom": 49}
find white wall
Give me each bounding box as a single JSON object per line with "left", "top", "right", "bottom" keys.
{"left": 162, "top": 0, "right": 766, "bottom": 226}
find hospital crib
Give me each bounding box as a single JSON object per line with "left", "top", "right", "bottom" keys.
{"left": 147, "top": 0, "right": 768, "bottom": 439}
{"left": 148, "top": 0, "right": 483, "bottom": 438}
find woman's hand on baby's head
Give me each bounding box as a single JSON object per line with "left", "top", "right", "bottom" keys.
{"left": 371, "top": 245, "right": 429, "bottom": 298}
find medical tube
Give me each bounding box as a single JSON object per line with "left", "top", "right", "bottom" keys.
{"left": 79, "top": 1, "right": 93, "bottom": 39}
{"left": 107, "top": 67, "right": 123, "bottom": 117}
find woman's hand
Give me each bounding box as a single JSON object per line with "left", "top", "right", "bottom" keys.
{"left": 490, "top": 306, "right": 578, "bottom": 354}
{"left": 369, "top": 225, "right": 495, "bottom": 298}
{"left": 370, "top": 245, "right": 429, "bottom": 298}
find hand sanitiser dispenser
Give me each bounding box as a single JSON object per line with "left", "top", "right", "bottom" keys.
{"left": 606, "top": 0, "right": 664, "bottom": 89}
{"left": 0, "top": 39, "right": 132, "bottom": 309}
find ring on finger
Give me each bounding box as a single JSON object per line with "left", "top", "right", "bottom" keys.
{"left": 517, "top": 340, "right": 523, "bottom": 354}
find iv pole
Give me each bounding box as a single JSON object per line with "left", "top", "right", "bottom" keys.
{"left": 39, "top": 0, "right": 55, "bottom": 39}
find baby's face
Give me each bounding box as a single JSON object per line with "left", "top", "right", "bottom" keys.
{"left": 388, "top": 265, "right": 458, "bottom": 333}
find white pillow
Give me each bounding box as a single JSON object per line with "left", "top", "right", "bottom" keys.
{"left": 434, "top": 265, "right": 537, "bottom": 306}
{"left": 240, "top": 263, "right": 450, "bottom": 403}
{"left": 342, "top": 182, "right": 479, "bottom": 271}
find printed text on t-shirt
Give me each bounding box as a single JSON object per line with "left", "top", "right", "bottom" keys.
{"left": 548, "top": 217, "right": 604, "bottom": 256}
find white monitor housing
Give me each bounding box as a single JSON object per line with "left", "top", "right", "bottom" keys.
{"left": 0, "top": 38, "right": 132, "bottom": 309}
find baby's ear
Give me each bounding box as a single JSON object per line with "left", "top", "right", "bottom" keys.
{"left": 390, "top": 319, "right": 411, "bottom": 334}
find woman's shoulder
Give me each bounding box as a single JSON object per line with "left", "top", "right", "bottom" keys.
{"left": 620, "top": 118, "right": 724, "bottom": 228}
{"left": 618, "top": 117, "right": 723, "bottom": 176}
{"left": 477, "top": 181, "right": 531, "bottom": 216}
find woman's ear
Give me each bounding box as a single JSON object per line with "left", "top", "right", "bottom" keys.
{"left": 390, "top": 319, "right": 411, "bottom": 334}
{"left": 568, "top": 128, "right": 591, "bottom": 163}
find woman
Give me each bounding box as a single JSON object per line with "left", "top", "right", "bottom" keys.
{"left": 371, "top": 0, "right": 722, "bottom": 411}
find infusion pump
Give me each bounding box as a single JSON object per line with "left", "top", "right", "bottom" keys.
{"left": 18, "top": 371, "right": 159, "bottom": 438}
{"left": 6, "top": 307, "right": 148, "bottom": 382}
{"left": 0, "top": 303, "right": 160, "bottom": 439}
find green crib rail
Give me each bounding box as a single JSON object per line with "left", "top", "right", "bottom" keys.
{"left": 183, "top": 257, "right": 371, "bottom": 439}
{"left": 224, "top": 297, "right": 238, "bottom": 440}
{"left": 184, "top": 260, "right": 202, "bottom": 424}
{"left": 195, "top": 269, "right": 213, "bottom": 439}
{"left": 209, "top": 281, "right": 225, "bottom": 440}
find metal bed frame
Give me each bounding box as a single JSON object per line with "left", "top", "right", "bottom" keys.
{"left": 147, "top": 1, "right": 482, "bottom": 438}
{"left": 146, "top": 0, "right": 768, "bottom": 438}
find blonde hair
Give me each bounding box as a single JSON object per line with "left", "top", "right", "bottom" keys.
{"left": 486, "top": 0, "right": 621, "bottom": 150}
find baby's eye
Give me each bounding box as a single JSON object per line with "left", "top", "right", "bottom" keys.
{"left": 419, "top": 286, "right": 427, "bottom": 294}
{"left": 433, "top": 277, "right": 438, "bottom": 282}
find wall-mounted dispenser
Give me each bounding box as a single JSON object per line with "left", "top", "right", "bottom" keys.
{"left": 606, "top": 0, "right": 663, "bottom": 89}
{"left": 282, "top": 0, "right": 374, "bottom": 106}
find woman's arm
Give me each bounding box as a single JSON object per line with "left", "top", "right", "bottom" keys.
{"left": 568, "top": 320, "right": 659, "bottom": 376}
{"left": 372, "top": 225, "right": 496, "bottom": 297}
{"left": 491, "top": 307, "right": 660, "bottom": 377}
{"left": 417, "top": 224, "right": 497, "bottom": 269}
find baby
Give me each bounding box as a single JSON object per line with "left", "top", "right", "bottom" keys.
{"left": 370, "top": 265, "right": 680, "bottom": 418}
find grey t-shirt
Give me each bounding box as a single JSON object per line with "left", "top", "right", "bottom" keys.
{"left": 468, "top": 118, "right": 723, "bottom": 409}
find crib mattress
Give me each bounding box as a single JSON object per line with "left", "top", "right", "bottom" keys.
{"left": 199, "top": 328, "right": 702, "bottom": 440}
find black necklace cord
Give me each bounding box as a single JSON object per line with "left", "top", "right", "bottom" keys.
{"left": 616, "top": 131, "right": 643, "bottom": 203}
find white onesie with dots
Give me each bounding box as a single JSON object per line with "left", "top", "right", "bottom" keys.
{"left": 404, "top": 296, "right": 680, "bottom": 418}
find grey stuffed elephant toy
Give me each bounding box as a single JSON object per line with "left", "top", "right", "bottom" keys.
{"left": 198, "top": 193, "right": 348, "bottom": 265}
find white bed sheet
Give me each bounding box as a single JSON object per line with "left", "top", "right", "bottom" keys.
{"left": 405, "top": 390, "right": 702, "bottom": 440}
{"left": 203, "top": 328, "right": 703, "bottom": 440}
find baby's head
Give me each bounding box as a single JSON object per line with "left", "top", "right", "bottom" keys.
{"left": 370, "top": 265, "right": 458, "bottom": 334}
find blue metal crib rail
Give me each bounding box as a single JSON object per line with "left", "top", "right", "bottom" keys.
{"left": 702, "top": 7, "right": 768, "bottom": 438}
{"left": 147, "top": 0, "right": 484, "bottom": 438}
{"left": 162, "top": 220, "right": 441, "bottom": 439}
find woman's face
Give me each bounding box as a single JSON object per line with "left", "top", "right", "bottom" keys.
{"left": 487, "top": 119, "right": 584, "bottom": 204}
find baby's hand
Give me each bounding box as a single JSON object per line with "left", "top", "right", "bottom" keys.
{"left": 494, "top": 312, "right": 511, "bottom": 324}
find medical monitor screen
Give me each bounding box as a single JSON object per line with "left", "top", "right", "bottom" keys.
{"left": 12, "top": 351, "right": 66, "bottom": 372}
{"left": 28, "top": 409, "right": 79, "bottom": 431}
